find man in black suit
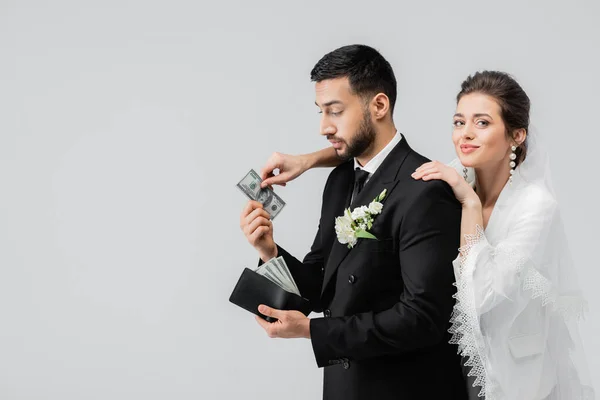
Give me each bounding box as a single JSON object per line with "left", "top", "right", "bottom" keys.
{"left": 239, "top": 44, "right": 467, "bottom": 400}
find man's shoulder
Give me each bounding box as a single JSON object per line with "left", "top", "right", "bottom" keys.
{"left": 331, "top": 159, "right": 354, "bottom": 175}
{"left": 325, "top": 159, "right": 353, "bottom": 181}
{"left": 402, "top": 147, "right": 431, "bottom": 171}
{"left": 315, "top": 159, "right": 353, "bottom": 196}
{"left": 394, "top": 150, "right": 458, "bottom": 205}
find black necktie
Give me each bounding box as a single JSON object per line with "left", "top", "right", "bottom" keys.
{"left": 351, "top": 167, "right": 370, "bottom": 203}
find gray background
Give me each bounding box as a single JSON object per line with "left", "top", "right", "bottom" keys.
{"left": 1, "top": 0, "right": 598, "bottom": 399}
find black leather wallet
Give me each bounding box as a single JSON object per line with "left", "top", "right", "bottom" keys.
{"left": 229, "top": 268, "right": 312, "bottom": 322}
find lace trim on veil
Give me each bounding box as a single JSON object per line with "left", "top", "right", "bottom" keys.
{"left": 449, "top": 225, "right": 588, "bottom": 399}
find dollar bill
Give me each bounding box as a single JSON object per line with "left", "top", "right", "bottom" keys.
{"left": 236, "top": 169, "right": 286, "bottom": 219}
{"left": 257, "top": 262, "right": 297, "bottom": 295}
{"left": 271, "top": 258, "right": 300, "bottom": 296}
{"left": 255, "top": 258, "right": 300, "bottom": 295}
{"left": 274, "top": 257, "right": 299, "bottom": 294}
{"left": 257, "top": 268, "right": 285, "bottom": 288}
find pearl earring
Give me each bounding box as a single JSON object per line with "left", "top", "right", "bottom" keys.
{"left": 509, "top": 145, "right": 517, "bottom": 184}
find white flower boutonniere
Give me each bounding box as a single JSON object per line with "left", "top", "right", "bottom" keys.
{"left": 335, "top": 189, "right": 387, "bottom": 249}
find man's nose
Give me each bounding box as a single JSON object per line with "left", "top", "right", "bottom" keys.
{"left": 320, "top": 118, "right": 336, "bottom": 136}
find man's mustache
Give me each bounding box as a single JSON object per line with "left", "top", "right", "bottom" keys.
{"left": 327, "top": 135, "right": 346, "bottom": 143}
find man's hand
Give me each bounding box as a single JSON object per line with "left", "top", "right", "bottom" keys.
{"left": 255, "top": 305, "right": 311, "bottom": 339}
{"left": 240, "top": 200, "right": 277, "bottom": 262}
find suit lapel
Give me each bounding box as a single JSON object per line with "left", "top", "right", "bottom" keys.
{"left": 321, "top": 135, "right": 412, "bottom": 296}
{"left": 333, "top": 161, "right": 355, "bottom": 217}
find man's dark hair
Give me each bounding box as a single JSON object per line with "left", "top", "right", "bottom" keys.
{"left": 310, "top": 44, "right": 397, "bottom": 115}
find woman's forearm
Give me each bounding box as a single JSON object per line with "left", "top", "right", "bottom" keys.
{"left": 304, "top": 147, "right": 342, "bottom": 169}
{"left": 460, "top": 200, "right": 484, "bottom": 248}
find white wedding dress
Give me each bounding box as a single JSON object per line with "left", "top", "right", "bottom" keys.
{"left": 447, "top": 132, "right": 595, "bottom": 400}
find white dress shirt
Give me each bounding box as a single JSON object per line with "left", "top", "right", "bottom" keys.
{"left": 353, "top": 130, "right": 402, "bottom": 185}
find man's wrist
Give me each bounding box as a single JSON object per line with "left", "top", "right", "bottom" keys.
{"left": 259, "top": 246, "right": 278, "bottom": 263}
{"left": 304, "top": 318, "right": 311, "bottom": 339}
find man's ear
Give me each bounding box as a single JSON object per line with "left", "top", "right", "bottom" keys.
{"left": 371, "top": 93, "right": 390, "bottom": 121}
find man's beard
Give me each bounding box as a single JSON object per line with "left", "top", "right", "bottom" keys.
{"left": 332, "top": 110, "right": 376, "bottom": 161}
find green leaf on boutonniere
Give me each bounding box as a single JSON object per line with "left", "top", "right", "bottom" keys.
{"left": 374, "top": 188, "right": 387, "bottom": 203}
{"left": 355, "top": 230, "right": 378, "bottom": 240}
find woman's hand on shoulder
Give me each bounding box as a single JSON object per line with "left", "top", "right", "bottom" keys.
{"left": 412, "top": 161, "right": 479, "bottom": 207}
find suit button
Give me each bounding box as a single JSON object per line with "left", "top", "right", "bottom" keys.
{"left": 324, "top": 309, "right": 331, "bottom": 317}
{"left": 348, "top": 274, "right": 356, "bottom": 284}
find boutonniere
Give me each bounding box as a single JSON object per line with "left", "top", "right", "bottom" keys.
{"left": 335, "top": 189, "right": 387, "bottom": 249}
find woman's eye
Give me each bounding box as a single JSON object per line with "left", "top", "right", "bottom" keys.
{"left": 477, "top": 120, "right": 489, "bottom": 126}
{"left": 453, "top": 120, "right": 464, "bottom": 127}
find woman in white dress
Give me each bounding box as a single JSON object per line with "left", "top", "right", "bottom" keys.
{"left": 258, "top": 71, "right": 594, "bottom": 399}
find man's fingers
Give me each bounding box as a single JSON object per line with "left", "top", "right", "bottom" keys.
{"left": 243, "top": 207, "right": 270, "bottom": 232}
{"left": 244, "top": 207, "right": 271, "bottom": 229}
{"left": 255, "top": 315, "right": 271, "bottom": 331}
{"left": 240, "top": 202, "right": 253, "bottom": 221}
{"left": 240, "top": 202, "right": 254, "bottom": 228}
{"left": 247, "top": 216, "right": 272, "bottom": 237}
{"left": 255, "top": 306, "right": 283, "bottom": 338}
{"left": 240, "top": 201, "right": 264, "bottom": 229}
{"left": 258, "top": 304, "right": 283, "bottom": 319}
{"left": 254, "top": 315, "right": 278, "bottom": 338}
{"left": 249, "top": 225, "right": 270, "bottom": 243}
{"left": 255, "top": 316, "right": 279, "bottom": 338}
{"left": 241, "top": 201, "right": 263, "bottom": 217}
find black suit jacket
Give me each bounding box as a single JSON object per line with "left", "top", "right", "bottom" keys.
{"left": 274, "top": 136, "right": 468, "bottom": 400}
